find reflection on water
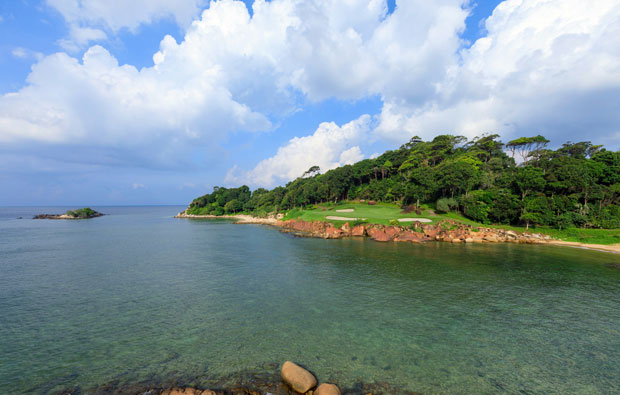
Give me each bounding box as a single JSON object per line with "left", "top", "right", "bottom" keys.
{"left": 0, "top": 206, "right": 619, "bottom": 394}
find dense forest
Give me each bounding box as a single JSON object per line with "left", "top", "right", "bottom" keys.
{"left": 187, "top": 135, "right": 620, "bottom": 229}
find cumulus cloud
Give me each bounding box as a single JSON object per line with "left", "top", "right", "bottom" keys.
{"left": 47, "top": 0, "right": 207, "bottom": 48}
{"left": 1, "top": 0, "right": 467, "bottom": 165}
{"left": 2, "top": 0, "right": 619, "bottom": 192}
{"left": 375, "top": 0, "right": 620, "bottom": 146}
{"left": 0, "top": 44, "right": 269, "bottom": 150}
{"left": 226, "top": 115, "right": 371, "bottom": 187}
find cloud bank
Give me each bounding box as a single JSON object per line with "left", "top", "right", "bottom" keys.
{"left": 2, "top": 0, "right": 619, "bottom": 190}
{"left": 376, "top": 0, "right": 620, "bottom": 145}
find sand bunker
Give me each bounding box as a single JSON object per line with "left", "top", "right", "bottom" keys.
{"left": 397, "top": 218, "right": 432, "bottom": 223}
{"left": 335, "top": 209, "right": 354, "bottom": 213}
{"left": 326, "top": 216, "right": 366, "bottom": 221}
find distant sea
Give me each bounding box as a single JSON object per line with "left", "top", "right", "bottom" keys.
{"left": 1, "top": 206, "right": 619, "bottom": 394}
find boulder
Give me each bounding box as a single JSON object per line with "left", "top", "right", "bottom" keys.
{"left": 315, "top": 383, "right": 342, "bottom": 395}
{"left": 351, "top": 225, "right": 366, "bottom": 236}
{"left": 324, "top": 225, "right": 343, "bottom": 239}
{"left": 281, "top": 361, "right": 317, "bottom": 393}
{"left": 367, "top": 227, "right": 392, "bottom": 242}
{"left": 161, "top": 389, "right": 207, "bottom": 395}
{"left": 505, "top": 230, "right": 518, "bottom": 239}
{"left": 384, "top": 226, "right": 401, "bottom": 239}
{"left": 394, "top": 230, "right": 424, "bottom": 242}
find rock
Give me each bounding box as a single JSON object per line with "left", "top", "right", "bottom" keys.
{"left": 384, "top": 226, "right": 401, "bottom": 239}
{"left": 367, "top": 227, "right": 392, "bottom": 242}
{"left": 315, "top": 383, "right": 341, "bottom": 395}
{"left": 505, "top": 230, "right": 518, "bottom": 239}
{"left": 324, "top": 225, "right": 343, "bottom": 239}
{"left": 394, "top": 230, "right": 424, "bottom": 242}
{"left": 351, "top": 225, "right": 366, "bottom": 236}
{"left": 161, "top": 388, "right": 204, "bottom": 395}
{"left": 340, "top": 222, "right": 352, "bottom": 235}
{"left": 281, "top": 361, "right": 317, "bottom": 393}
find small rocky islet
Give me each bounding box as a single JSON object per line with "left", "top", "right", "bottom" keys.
{"left": 33, "top": 207, "right": 104, "bottom": 220}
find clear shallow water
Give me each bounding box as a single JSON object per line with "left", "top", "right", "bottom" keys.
{"left": 1, "top": 206, "right": 619, "bottom": 394}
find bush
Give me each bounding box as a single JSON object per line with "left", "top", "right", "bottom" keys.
{"left": 352, "top": 219, "right": 368, "bottom": 227}
{"left": 555, "top": 212, "right": 588, "bottom": 229}
{"left": 436, "top": 198, "right": 458, "bottom": 213}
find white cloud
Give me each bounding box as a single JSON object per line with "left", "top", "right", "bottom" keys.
{"left": 132, "top": 183, "right": 145, "bottom": 190}
{"left": 1, "top": 0, "right": 466, "bottom": 160}
{"left": 11, "top": 47, "right": 44, "bottom": 60}
{"left": 375, "top": 0, "right": 620, "bottom": 146}
{"left": 46, "top": 0, "right": 207, "bottom": 48}
{"left": 226, "top": 115, "right": 371, "bottom": 187}
{"left": 58, "top": 26, "right": 107, "bottom": 51}
{"left": 3, "top": 0, "right": 620, "bottom": 188}
{"left": 0, "top": 44, "right": 270, "bottom": 149}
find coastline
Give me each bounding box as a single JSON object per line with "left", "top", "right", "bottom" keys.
{"left": 545, "top": 240, "right": 620, "bottom": 254}
{"left": 175, "top": 212, "right": 620, "bottom": 254}
{"left": 175, "top": 212, "right": 279, "bottom": 225}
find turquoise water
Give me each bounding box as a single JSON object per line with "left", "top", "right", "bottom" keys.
{"left": 1, "top": 206, "right": 619, "bottom": 394}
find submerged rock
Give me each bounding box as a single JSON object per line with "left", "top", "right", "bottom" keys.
{"left": 161, "top": 389, "right": 215, "bottom": 395}
{"left": 281, "top": 361, "right": 317, "bottom": 393}
{"left": 315, "top": 383, "right": 341, "bottom": 395}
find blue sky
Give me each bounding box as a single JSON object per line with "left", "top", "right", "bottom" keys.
{"left": 1, "top": 0, "right": 618, "bottom": 205}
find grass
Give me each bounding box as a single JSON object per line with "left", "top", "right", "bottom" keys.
{"left": 283, "top": 202, "right": 440, "bottom": 226}
{"left": 281, "top": 201, "right": 620, "bottom": 245}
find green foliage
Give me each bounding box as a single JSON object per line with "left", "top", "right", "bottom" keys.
{"left": 65, "top": 208, "right": 98, "bottom": 218}
{"left": 352, "top": 218, "right": 368, "bottom": 227}
{"left": 436, "top": 198, "right": 458, "bottom": 213}
{"left": 185, "top": 134, "right": 620, "bottom": 232}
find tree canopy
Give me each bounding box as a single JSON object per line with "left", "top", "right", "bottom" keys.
{"left": 187, "top": 135, "right": 620, "bottom": 229}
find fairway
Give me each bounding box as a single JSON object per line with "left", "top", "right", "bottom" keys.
{"left": 284, "top": 202, "right": 436, "bottom": 225}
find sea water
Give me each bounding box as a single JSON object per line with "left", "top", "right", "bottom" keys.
{"left": 1, "top": 206, "right": 619, "bottom": 393}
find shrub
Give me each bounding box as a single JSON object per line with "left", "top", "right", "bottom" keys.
{"left": 436, "top": 198, "right": 458, "bottom": 213}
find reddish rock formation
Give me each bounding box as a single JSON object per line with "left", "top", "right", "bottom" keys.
{"left": 394, "top": 230, "right": 424, "bottom": 242}
{"left": 351, "top": 224, "right": 366, "bottom": 236}
{"left": 277, "top": 218, "right": 547, "bottom": 247}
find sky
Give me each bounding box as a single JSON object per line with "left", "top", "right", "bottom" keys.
{"left": 0, "top": 0, "right": 619, "bottom": 206}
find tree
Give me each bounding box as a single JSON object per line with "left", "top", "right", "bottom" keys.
{"left": 302, "top": 165, "right": 321, "bottom": 178}
{"left": 506, "top": 135, "right": 549, "bottom": 164}
{"left": 513, "top": 166, "right": 546, "bottom": 203}
{"left": 520, "top": 212, "right": 542, "bottom": 230}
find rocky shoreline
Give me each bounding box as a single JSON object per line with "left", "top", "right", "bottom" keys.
{"left": 176, "top": 211, "right": 551, "bottom": 244}
{"left": 175, "top": 211, "right": 620, "bottom": 253}
{"left": 33, "top": 213, "right": 104, "bottom": 220}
